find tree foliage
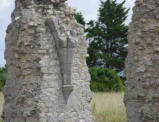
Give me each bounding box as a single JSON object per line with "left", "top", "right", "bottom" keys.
{"left": 0, "top": 66, "right": 7, "bottom": 91}
{"left": 89, "top": 67, "right": 124, "bottom": 92}
{"left": 74, "top": 12, "right": 86, "bottom": 26}
{"left": 86, "top": 0, "right": 129, "bottom": 71}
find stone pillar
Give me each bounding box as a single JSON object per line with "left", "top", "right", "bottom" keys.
{"left": 3, "top": 0, "right": 93, "bottom": 122}
{"left": 125, "top": 0, "right": 159, "bottom": 122}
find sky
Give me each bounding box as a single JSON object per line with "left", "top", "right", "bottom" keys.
{"left": 0, "top": 0, "right": 136, "bottom": 67}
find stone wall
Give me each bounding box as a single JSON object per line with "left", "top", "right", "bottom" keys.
{"left": 3, "top": 0, "right": 93, "bottom": 122}
{"left": 125, "top": 0, "right": 159, "bottom": 122}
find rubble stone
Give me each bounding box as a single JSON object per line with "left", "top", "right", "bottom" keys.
{"left": 3, "top": 0, "right": 93, "bottom": 122}
{"left": 125, "top": 0, "right": 159, "bottom": 122}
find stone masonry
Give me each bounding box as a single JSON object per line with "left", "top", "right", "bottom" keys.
{"left": 125, "top": 0, "right": 159, "bottom": 122}
{"left": 3, "top": 0, "right": 93, "bottom": 122}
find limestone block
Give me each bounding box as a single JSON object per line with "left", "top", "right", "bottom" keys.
{"left": 3, "top": 0, "right": 93, "bottom": 121}
{"left": 125, "top": 0, "right": 159, "bottom": 122}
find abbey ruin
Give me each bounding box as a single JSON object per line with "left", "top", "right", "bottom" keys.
{"left": 3, "top": 0, "right": 93, "bottom": 121}
{"left": 125, "top": 0, "right": 159, "bottom": 122}
{"left": 3, "top": 0, "right": 159, "bottom": 122}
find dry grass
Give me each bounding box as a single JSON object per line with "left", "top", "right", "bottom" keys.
{"left": 0, "top": 92, "right": 126, "bottom": 122}
{"left": 0, "top": 92, "right": 4, "bottom": 122}
{"left": 91, "top": 92, "right": 127, "bottom": 122}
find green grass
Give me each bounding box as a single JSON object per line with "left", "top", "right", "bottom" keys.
{"left": 0, "top": 92, "right": 126, "bottom": 122}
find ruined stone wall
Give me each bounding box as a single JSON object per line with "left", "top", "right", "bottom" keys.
{"left": 125, "top": 0, "right": 159, "bottom": 122}
{"left": 3, "top": 0, "right": 93, "bottom": 122}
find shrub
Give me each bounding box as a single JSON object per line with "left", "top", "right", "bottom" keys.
{"left": 89, "top": 67, "right": 124, "bottom": 92}
{"left": 0, "top": 67, "right": 7, "bottom": 91}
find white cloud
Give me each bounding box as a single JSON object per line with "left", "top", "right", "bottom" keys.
{"left": 0, "top": 0, "right": 11, "bottom": 8}
{"left": 0, "top": 0, "right": 14, "bottom": 67}
{"left": 67, "top": 0, "right": 100, "bottom": 21}
{"left": 67, "top": 0, "right": 135, "bottom": 24}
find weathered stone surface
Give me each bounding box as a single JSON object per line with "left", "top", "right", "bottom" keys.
{"left": 125, "top": 0, "right": 159, "bottom": 122}
{"left": 3, "top": 0, "right": 93, "bottom": 122}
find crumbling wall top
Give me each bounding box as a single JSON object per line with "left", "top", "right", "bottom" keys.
{"left": 15, "top": 0, "right": 68, "bottom": 8}
{"left": 34, "top": 0, "right": 67, "bottom": 4}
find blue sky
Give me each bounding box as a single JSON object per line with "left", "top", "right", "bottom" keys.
{"left": 0, "top": 0, "right": 135, "bottom": 67}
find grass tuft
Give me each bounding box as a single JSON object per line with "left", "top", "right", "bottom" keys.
{"left": 0, "top": 92, "right": 4, "bottom": 122}
{"left": 91, "top": 92, "right": 127, "bottom": 122}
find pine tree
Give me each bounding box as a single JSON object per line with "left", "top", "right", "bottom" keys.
{"left": 86, "top": 0, "right": 129, "bottom": 71}
{"left": 74, "top": 12, "right": 85, "bottom": 26}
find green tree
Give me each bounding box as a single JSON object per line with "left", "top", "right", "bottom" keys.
{"left": 74, "top": 12, "right": 86, "bottom": 26}
{"left": 86, "top": 0, "right": 129, "bottom": 71}
{"left": 0, "top": 66, "right": 7, "bottom": 91}
{"left": 89, "top": 67, "right": 124, "bottom": 92}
